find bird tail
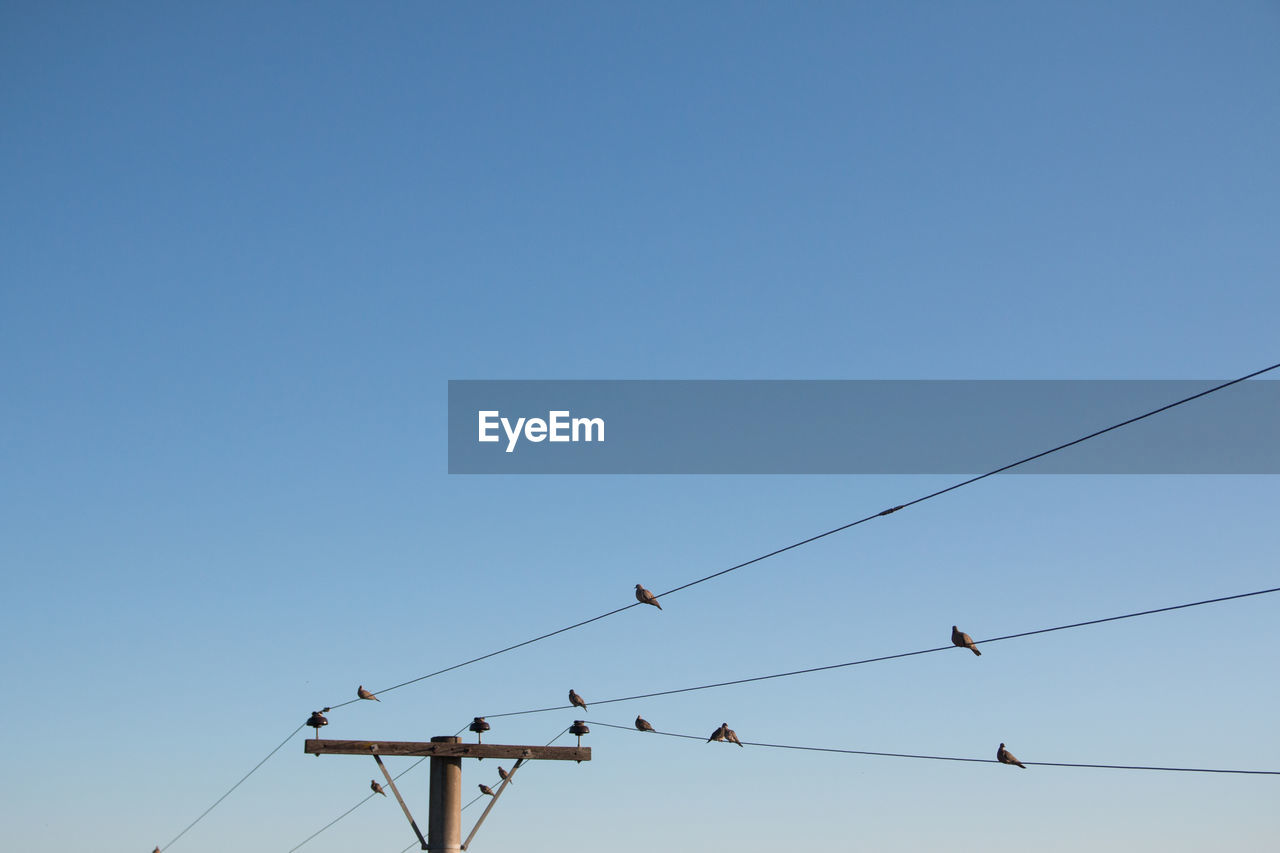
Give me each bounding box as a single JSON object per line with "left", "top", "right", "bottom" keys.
{"left": 972, "top": 648, "right": 981, "bottom": 656}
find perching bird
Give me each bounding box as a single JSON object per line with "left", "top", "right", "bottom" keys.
{"left": 951, "top": 626, "right": 981, "bottom": 656}
{"left": 569, "top": 689, "right": 588, "bottom": 711}
{"left": 371, "top": 779, "right": 386, "bottom": 796}
{"left": 724, "top": 727, "right": 744, "bottom": 747}
{"left": 357, "top": 685, "right": 381, "bottom": 701}
{"left": 498, "top": 766, "right": 513, "bottom": 784}
{"left": 708, "top": 723, "right": 729, "bottom": 743}
{"left": 479, "top": 784, "right": 496, "bottom": 797}
{"left": 635, "top": 715, "right": 655, "bottom": 732}
{"left": 997, "top": 743, "right": 1026, "bottom": 768}
{"left": 635, "top": 584, "right": 662, "bottom": 610}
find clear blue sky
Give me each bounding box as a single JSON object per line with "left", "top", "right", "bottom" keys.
{"left": 1, "top": 3, "right": 1277, "bottom": 851}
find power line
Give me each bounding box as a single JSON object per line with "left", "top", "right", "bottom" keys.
{"left": 161, "top": 722, "right": 306, "bottom": 851}
{"left": 585, "top": 721, "right": 1280, "bottom": 776}
{"left": 334, "top": 363, "right": 1279, "bottom": 711}
{"left": 480, "top": 585, "right": 1280, "bottom": 719}
{"left": 156, "top": 362, "right": 1280, "bottom": 846}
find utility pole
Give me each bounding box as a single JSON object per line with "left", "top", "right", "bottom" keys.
{"left": 306, "top": 735, "right": 591, "bottom": 852}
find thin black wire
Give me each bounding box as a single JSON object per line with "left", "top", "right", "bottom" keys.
{"left": 286, "top": 755, "right": 430, "bottom": 853}
{"left": 481, "top": 585, "right": 1280, "bottom": 718}
{"left": 161, "top": 722, "right": 306, "bottom": 850}
{"left": 334, "top": 363, "right": 1279, "bottom": 712}
{"left": 586, "top": 721, "right": 1280, "bottom": 775}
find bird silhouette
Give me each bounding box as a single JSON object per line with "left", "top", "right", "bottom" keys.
{"left": 498, "top": 766, "right": 513, "bottom": 784}
{"left": 371, "top": 779, "right": 386, "bottom": 796}
{"left": 479, "top": 784, "right": 496, "bottom": 796}
{"left": 635, "top": 584, "right": 662, "bottom": 610}
{"left": 569, "top": 689, "right": 588, "bottom": 711}
{"left": 708, "top": 723, "right": 728, "bottom": 743}
{"left": 997, "top": 743, "right": 1026, "bottom": 768}
{"left": 635, "top": 715, "right": 655, "bottom": 732}
{"left": 724, "top": 727, "right": 744, "bottom": 747}
{"left": 357, "top": 685, "right": 381, "bottom": 701}
{"left": 951, "top": 626, "right": 981, "bottom": 656}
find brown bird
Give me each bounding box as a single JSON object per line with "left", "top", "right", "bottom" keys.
{"left": 635, "top": 584, "right": 662, "bottom": 610}
{"left": 635, "top": 715, "right": 655, "bottom": 732}
{"left": 357, "top": 685, "right": 381, "bottom": 701}
{"left": 708, "top": 723, "right": 729, "bottom": 743}
{"left": 371, "top": 779, "right": 386, "bottom": 796}
{"left": 724, "top": 727, "right": 744, "bottom": 747}
{"left": 997, "top": 742, "right": 1026, "bottom": 768}
{"left": 569, "top": 689, "right": 588, "bottom": 711}
{"left": 153, "top": 848, "right": 161, "bottom": 853}
{"left": 498, "top": 766, "right": 513, "bottom": 785}
{"left": 479, "top": 784, "right": 496, "bottom": 797}
{"left": 951, "top": 626, "right": 981, "bottom": 656}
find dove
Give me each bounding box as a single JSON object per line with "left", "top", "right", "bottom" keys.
{"left": 951, "top": 626, "right": 981, "bottom": 656}
{"left": 569, "top": 689, "right": 588, "bottom": 711}
{"left": 724, "top": 727, "right": 744, "bottom": 747}
{"left": 997, "top": 742, "right": 1026, "bottom": 768}
{"left": 371, "top": 779, "right": 386, "bottom": 796}
{"left": 635, "top": 715, "right": 655, "bottom": 732}
{"left": 357, "top": 685, "right": 381, "bottom": 701}
{"left": 479, "top": 784, "right": 496, "bottom": 796}
{"left": 635, "top": 584, "right": 662, "bottom": 610}
{"left": 708, "top": 723, "right": 728, "bottom": 743}
{"left": 498, "top": 766, "right": 513, "bottom": 785}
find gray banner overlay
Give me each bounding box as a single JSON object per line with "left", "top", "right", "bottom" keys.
{"left": 447, "top": 380, "right": 1278, "bottom": 474}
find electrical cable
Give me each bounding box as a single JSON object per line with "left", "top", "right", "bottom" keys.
{"left": 585, "top": 721, "right": 1280, "bottom": 775}
{"left": 480, "top": 585, "right": 1280, "bottom": 719}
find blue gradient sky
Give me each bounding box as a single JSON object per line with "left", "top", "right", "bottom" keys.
{"left": 1, "top": 3, "right": 1277, "bottom": 852}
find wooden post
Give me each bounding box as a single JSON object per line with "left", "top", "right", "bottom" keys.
{"left": 428, "top": 736, "right": 462, "bottom": 853}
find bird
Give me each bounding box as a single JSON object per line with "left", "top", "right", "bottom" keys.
{"left": 371, "top": 779, "right": 387, "bottom": 796}
{"left": 997, "top": 742, "right": 1026, "bottom": 768}
{"left": 498, "top": 766, "right": 513, "bottom": 784}
{"left": 153, "top": 848, "right": 161, "bottom": 853}
{"left": 708, "top": 723, "right": 729, "bottom": 743}
{"left": 569, "top": 689, "right": 588, "bottom": 711}
{"left": 724, "top": 726, "right": 744, "bottom": 747}
{"left": 635, "top": 715, "right": 655, "bottom": 732}
{"left": 357, "top": 685, "right": 381, "bottom": 701}
{"left": 479, "top": 784, "right": 496, "bottom": 797}
{"left": 951, "top": 626, "right": 981, "bottom": 656}
{"left": 635, "top": 584, "right": 662, "bottom": 610}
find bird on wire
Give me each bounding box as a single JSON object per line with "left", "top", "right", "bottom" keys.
{"left": 951, "top": 626, "right": 981, "bottom": 656}
{"left": 724, "top": 726, "right": 744, "bottom": 747}
{"left": 498, "top": 766, "right": 513, "bottom": 784}
{"left": 635, "top": 584, "right": 662, "bottom": 610}
{"left": 371, "top": 780, "right": 386, "bottom": 797}
{"left": 708, "top": 723, "right": 729, "bottom": 743}
{"left": 569, "top": 689, "right": 588, "bottom": 711}
{"left": 635, "top": 715, "right": 655, "bottom": 732}
{"left": 997, "top": 743, "right": 1026, "bottom": 768}
{"left": 479, "top": 784, "right": 496, "bottom": 797}
{"left": 357, "top": 685, "right": 381, "bottom": 701}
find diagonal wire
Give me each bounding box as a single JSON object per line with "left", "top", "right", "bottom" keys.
{"left": 332, "top": 363, "right": 1279, "bottom": 712}
{"left": 586, "top": 721, "right": 1280, "bottom": 775}
{"left": 481, "top": 585, "right": 1280, "bottom": 718}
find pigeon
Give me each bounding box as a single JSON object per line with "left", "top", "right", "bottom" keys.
{"left": 479, "top": 784, "right": 496, "bottom": 796}
{"left": 635, "top": 584, "right": 662, "bottom": 610}
{"left": 724, "top": 727, "right": 744, "bottom": 747}
{"left": 951, "top": 626, "right": 981, "bottom": 656}
{"left": 708, "top": 723, "right": 729, "bottom": 743}
{"left": 635, "top": 715, "right": 655, "bottom": 732}
{"left": 371, "top": 779, "right": 386, "bottom": 796}
{"left": 997, "top": 742, "right": 1026, "bottom": 768}
{"left": 357, "top": 685, "right": 381, "bottom": 701}
{"left": 569, "top": 689, "right": 588, "bottom": 711}
{"left": 498, "top": 766, "right": 513, "bottom": 785}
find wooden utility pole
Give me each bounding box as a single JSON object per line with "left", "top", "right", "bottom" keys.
{"left": 306, "top": 736, "right": 591, "bottom": 852}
